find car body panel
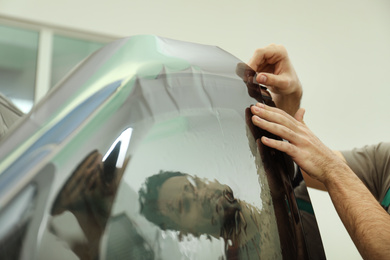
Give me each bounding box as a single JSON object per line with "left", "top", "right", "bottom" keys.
{"left": 0, "top": 35, "right": 325, "bottom": 259}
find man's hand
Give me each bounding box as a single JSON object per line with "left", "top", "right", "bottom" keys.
{"left": 248, "top": 44, "right": 302, "bottom": 116}
{"left": 250, "top": 103, "right": 390, "bottom": 259}
{"left": 250, "top": 103, "right": 345, "bottom": 184}
{"left": 51, "top": 151, "right": 105, "bottom": 215}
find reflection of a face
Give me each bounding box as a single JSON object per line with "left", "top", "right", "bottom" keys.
{"left": 157, "top": 175, "right": 241, "bottom": 237}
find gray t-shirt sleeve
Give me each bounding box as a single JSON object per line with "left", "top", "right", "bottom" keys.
{"left": 341, "top": 142, "right": 390, "bottom": 202}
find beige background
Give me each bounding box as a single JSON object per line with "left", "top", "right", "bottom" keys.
{"left": 1, "top": 0, "right": 390, "bottom": 258}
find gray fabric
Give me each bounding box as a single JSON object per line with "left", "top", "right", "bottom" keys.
{"left": 341, "top": 142, "right": 390, "bottom": 212}
{"left": 0, "top": 94, "right": 24, "bottom": 139}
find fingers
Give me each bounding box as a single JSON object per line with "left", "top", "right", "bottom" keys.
{"left": 251, "top": 103, "right": 298, "bottom": 130}
{"left": 248, "top": 44, "right": 287, "bottom": 71}
{"left": 248, "top": 44, "right": 300, "bottom": 101}
{"left": 250, "top": 103, "right": 302, "bottom": 144}
{"left": 253, "top": 115, "right": 298, "bottom": 144}
{"left": 250, "top": 104, "right": 339, "bottom": 182}
{"left": 261, "top": 136, "right": 296, "bottom": 156}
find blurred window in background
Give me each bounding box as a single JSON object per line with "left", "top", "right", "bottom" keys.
{"left": 50, "top": 35, "right": 104, "bottom": 87}
{"left": 0, "top": 18, "right": 115, "bottom": 114}
{"left": 0, "top": 24, "right": 38, "bottom": 113}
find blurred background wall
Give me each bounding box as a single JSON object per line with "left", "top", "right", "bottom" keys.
{"left": 1, "top": 0, "right": 389, "bottom": 258}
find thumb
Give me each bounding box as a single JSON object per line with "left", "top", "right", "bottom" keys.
{"left": 257, "top": 73, "right": 288, "bottom": 92}
{"left": 294, "top": 108, "right": 305, "bottom": 122}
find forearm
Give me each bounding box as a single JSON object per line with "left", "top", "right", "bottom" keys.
{"left": 325, "top": 164, "right": 390, "bottom": 260}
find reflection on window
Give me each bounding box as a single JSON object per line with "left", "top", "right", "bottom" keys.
{"left": 51, "top": 35, "right": 104, "bottom": 87}
{"left": 0, "top": 185, "right": 36, "bottom": 259}
{"left": 0, "top": 24, "right": 38, "bottom": 113}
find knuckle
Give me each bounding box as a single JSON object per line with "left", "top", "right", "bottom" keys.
{"left": 271, "top": 108, "right": 288, "bottom": 120}
{"left": 285, "top": 143, "right": 294, "bottom": 153}
{"left": 254, "top": 48, "right": 265, "bottom": 56}
{"left": 265, "top": 43, "right": 278, "bottom": 53}
{"left": 277, "top": 140, "right": 293, "bottom": 154}
{"left": 300, "top": 137, "right": 311, "bottom": 147}
{"left": 280, "top": 126, "right": 294, "bottom": 138}
{"left": 276, "top": 44, "right": 286, "bottom": 51}
{"left": 275, "top": 44, "right": 287, "bottom": 55}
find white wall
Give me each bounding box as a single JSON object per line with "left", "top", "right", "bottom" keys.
{"left": 1, "top": 0, "right": 390, "bottom": 258}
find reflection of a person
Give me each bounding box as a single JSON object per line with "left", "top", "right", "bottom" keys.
{"left": 139, "top": 171, "right": 266, "bottom": 259}
{"left": 51, "top": 148, "right": 126, "bottom": 260}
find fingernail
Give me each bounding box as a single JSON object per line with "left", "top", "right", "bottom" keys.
{"left": 258, "top": 74, "right": 267, "bottom": 84}
{"left": 252, "top": 106, "right": 260, "bottom": 112}
{"left": 253, "top": 115, "right": 261, "bottom": 122}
